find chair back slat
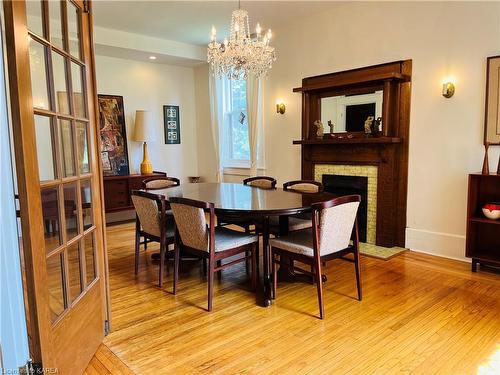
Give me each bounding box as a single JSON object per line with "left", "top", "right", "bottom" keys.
{"left": 243, "top": 176, "right": 277, "bottom": 189}
{"left": 313, "top": 195, "right": 360, "bottom": 255}
{"left": 170, "top": 197, "right": 212, "bottom": 252}
{"left": 131, "top": 192, "right": 163, "bottom": 237}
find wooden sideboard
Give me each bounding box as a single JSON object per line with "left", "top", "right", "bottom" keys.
{"left": 103, "top": 172, "right": 166, "bottom": 213}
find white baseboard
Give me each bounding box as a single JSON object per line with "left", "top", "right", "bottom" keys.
{"left": 405, "top": 227, "right": 469, "bottom": 263}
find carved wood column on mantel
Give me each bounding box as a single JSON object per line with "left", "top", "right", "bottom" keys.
{"left": 293, "top": 60, "right": 412, "bottom": 248}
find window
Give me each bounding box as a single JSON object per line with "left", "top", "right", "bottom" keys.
{"left": 223, "top": 79, "right": 249, "bottom": 166}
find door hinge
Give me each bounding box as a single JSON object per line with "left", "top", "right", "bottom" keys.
{"left": 83, "top": 0, "right": 90, "bottom": 13}
{"left": 104, "top": 320, "right": 110, "bottom": 336}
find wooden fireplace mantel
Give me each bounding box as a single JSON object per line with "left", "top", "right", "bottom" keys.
{"left": 293, "top": 137, "right": 402, "bottom": 145}
{"left": 294, "top": 60, "right": 412, "bottom": 248}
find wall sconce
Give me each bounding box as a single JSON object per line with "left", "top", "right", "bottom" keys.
{"left": 442, "top": 81, "right": 455, "bottom": 98}
{"left": 276, "top": 100, "right": 286, "bottom": 114}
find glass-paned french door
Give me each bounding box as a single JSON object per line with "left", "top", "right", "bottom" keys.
{"left": 4, "top": 0, "right": 107, "bottom": 373}
{"left": 27, "top": 0, "right": 96, "bottom": 324}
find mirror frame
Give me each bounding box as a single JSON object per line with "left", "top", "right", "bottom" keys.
{"left": 484, "top": 55, "right": 500, "bottom": 145}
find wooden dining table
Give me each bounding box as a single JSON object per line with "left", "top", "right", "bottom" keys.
{"left": 145, "top": 182, "right": 335, "bottom": 307}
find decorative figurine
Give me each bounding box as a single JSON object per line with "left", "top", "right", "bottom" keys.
{"left": 327, "top": 120, "right": 335, "bottom": 134}
{"left": 314, "top": 120, "right": 324, "bottom": 139}
{"left": 364, "top": 116, "right": 375, "bottom": 137}
{"left": 371, "top": 117, "right": 382, "bottom": 137}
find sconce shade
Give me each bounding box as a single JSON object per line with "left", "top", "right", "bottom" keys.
{"left": 133, "top": 110, "right": 154, "bottom": 142}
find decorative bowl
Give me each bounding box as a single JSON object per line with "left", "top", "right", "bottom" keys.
{"left": 482, "top": 202, "right": 500, "bottom": 220}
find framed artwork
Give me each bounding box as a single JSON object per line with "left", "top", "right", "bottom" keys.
{"left": 485, "top": 56, "right": 500, "bottom": 145}
{"left": 97, "top": 95, "right": 130, "bottom": 176}
{"left": 164, "top": 105, "right": 180, "bottom": 144}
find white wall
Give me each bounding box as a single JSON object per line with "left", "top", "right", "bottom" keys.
{"left": 260, "top": 1, "right": 500, "bottom": 261}
{"left": 95, "top": 55, "right": 199, "bottom": 181}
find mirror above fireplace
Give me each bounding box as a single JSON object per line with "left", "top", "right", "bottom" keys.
{"left": 321, "top": 90, "right": 383, "bottom": 133}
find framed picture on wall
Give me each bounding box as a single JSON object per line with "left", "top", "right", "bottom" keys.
{"left": 97, "top": 94, "right": 130, "bottom": 176}
{"left": 164, "top": 105, "right": 180, "bottom": 144}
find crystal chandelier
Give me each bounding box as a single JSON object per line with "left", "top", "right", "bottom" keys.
{"left": 207, "top": 3, "right": 276, "bottom": 80}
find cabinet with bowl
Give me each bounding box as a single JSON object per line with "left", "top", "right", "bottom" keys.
{"left": 466, "top": 173, "right": 500, "bottom": 271}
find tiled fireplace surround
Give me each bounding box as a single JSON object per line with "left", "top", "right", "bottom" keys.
{"left": 314, "top": 165, "right": 378, "bottom": 244}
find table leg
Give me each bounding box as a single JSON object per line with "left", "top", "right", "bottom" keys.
{"left": 262, "top": 216, "right": 272, "bottom": 307}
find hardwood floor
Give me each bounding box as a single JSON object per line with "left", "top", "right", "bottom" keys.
{"left": 87, "top": 222, "right": 500, "bottom": 374}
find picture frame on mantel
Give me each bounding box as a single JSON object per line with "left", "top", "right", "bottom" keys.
{"left": 484, "top": 55, "right": 500, "bottom": 145}
{"left": 97, "top": 94, "right": 130, "bottom": 176}
{"left": 164, "top": 105, "right": 181, "bottom": 144}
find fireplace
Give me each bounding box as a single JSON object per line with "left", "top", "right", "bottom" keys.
{"left": 322, "top": 174, "right": 368, "bottom": 242}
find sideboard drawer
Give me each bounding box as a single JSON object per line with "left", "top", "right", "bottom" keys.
{"left": 102, "top": 172, "right": 166, "bottom": 213}
{"left": 104, "top": 180, "right": 129, "bottom": 210}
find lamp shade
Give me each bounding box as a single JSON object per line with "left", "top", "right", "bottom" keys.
{"left": 133, "top": 110, "right": 154, "bottom": 142}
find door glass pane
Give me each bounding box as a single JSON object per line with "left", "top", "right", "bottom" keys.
{"left": 41, "top": 188, "right": 62, "bottom": 253}
{"left": 58, "top": 119, "right": 75, "bottom": 177}
{"left": 26, "top": 1, "right": 44, "bottom": 37}
{"left": 71, "top": 62, "right": 85, "bottom": 118}
{"left": 67, "top": 242, "right": 82, "bottom": 303}
{"left": 28, "top": 39, "right": 50, "bottom": 110}
{"left": 48, "top": 0, "right": 64, "bottom": 49}
{"left": 63, "top": 183, "right": 79, "bottom": 241}
{"left": 67, "top": 2, "right": 81, "bottom": 59}
{"left": 81, "top": 179, "right": 93, "bottom": 230}
{"left": 84, "top": 232, "right": 96, "bottom": 285}
{"left": 46, "top": 253, "right": 66, "bottom": 322}
{"left": 76, "top": 122, "right": 90, "bottom": 174}
{"left": 52, "top": 52, "right": 70, "bottom": 114}
{"left": 34, "top": 115, "right": 56, "bottom": 181}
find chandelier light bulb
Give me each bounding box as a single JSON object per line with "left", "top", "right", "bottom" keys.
{"left": 256, "top": 23, "right": 262, "bottom": 35}
{"left": 267, "top": 29, "right": 272, "bottom": 40}
{"left": 223, "top": 38, "right": 228, "bottom": 46}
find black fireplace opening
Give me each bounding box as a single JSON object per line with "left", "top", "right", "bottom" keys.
{"left": 322, "top": 174, "right": 369, "bottom": 242}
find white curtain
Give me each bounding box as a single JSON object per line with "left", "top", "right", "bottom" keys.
{"left": 246, "top": 74, "right": 262, "bottom": 176}
{"left": 208, "top": 68, "right": 225, "bottom": 182}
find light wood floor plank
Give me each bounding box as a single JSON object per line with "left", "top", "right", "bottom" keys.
{"left": 85, "top": 222, "right": 500, "bottom": 374}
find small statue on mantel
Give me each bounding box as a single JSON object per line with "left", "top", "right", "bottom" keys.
{"left": 327, "top": 120, "right": 335, "bottom": 134}
{"left": 314, "top": 120, "right": 324, "bottom": 139}
{"left": 372, "top": 117, "right": 382, "bottom": 137}
{"left": 364, "top": 116, "right": 375, "bottom": 136}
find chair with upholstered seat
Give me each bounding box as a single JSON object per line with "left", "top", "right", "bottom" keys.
{"left": 243, "top": 176, "right": 277, "bottom": 189}
{"left": 283, "top": 180, "right": 323, "bottom": 193}
{"left": 139, "top": 176, "right": 179, "bottom": 252}
{"left": 170, "top": 197, "right": 259, "bottom": 311}
{"left": 269, "top": 180, "right": 324, "bottom": 235}
{"left": 131, "top": 190, "right": 175, "bottom": 288}
{"left": 270, "top": 195, "right": 361, "bottom": 319}
{"left": 142, "top": 176, "right": 180, "bottom": 190}
{"left": 218, "top": 176, "right": 278, "bottom": 234}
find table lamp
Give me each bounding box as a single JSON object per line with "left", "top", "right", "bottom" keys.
{"left": 133, "top": 110, "right": 154, "bottom": 174}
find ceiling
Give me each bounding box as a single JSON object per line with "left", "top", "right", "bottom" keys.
{"left": 92, "top": 1, "right": 336, "bottom": 46}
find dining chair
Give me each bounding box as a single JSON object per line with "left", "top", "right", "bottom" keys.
{"left": 140, "top": 176, "right": 179, "bottom": 252}
{"left": 269, "top": 180, "right": 324, "bottom": 235}
{"left": 131, "top": 190, "right": 175, "bottom": 288}
{"left": 283, "top": 180, "right": 323, "bottom": 193}
{"left": 270, "top": 195, "right": 361, "bottom": 319}
{"left": 218, "top": 176, "right": 278, "bottom": 234}
{"left": 142, "top": 176, "right": 180, "bottom": 190}
{"left": 243, "top": 176, "right": 277, "bottom": 189}
{"left": 169, "top": 197, "right": 259, "bottom": 311}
